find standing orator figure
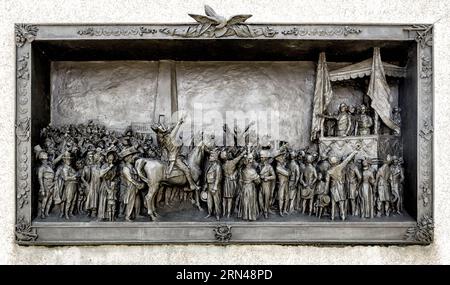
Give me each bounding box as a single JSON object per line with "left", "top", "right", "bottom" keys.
{"left": 319, "top": 103, "right": 352, "bottom": 137}
{"left": 151, "top": 116, "right": 199, "bottom": 191}
{"left": 356, "top": 105, "right": 373, "bottom": 136}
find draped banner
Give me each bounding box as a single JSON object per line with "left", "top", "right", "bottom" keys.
{"left": 367, "top": 47, "right": 400, "bottom": 133}
{"left": 310, "top": 52, "right": 333, "bottom": 141}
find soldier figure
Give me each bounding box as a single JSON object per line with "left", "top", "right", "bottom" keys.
{"left": 151, "top": 115, "right": 199, "bottom": 191}
{"left": 259, "top": 150, "right": 276, "bottom": 218}
{"left": 375, "top": 155, "right": 393, "bottom": 217}
{"left": 120, "top": 147, "right": 145, "bottom": 221}
{"left": 58, "top": 151, "right": 79, "bottom": 219}
{"left": 300, "top": 154, "right": 317, "bottom": 215}
{"left": 204, "top": 149, "right": 222, "bottom": 220}
{"left": 346, "top": 155, "right": 362, "bottom": 216}
{"left": 288, "top": 151, "right": 301, "bottom": 214}
{"left": 389, "top": 156, "right": 404, "bottom": 215}
{"left": 35, "top": 145, "right": 55, "bottom": 219}
{"left": 274, "top": 151, "right": 290, "bottom": 216}
{"left": 221, "top": 149, "right": 245, "bottom": 218}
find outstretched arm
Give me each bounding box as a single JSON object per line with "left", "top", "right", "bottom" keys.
{"left": 318, "top": 113, "right": 335, "bottom": 120}
{"left": 339, "top": 150, "right": 358, "bottom": 169}
{"left": 170, "top": 119, "right": 184, "bottom": 139}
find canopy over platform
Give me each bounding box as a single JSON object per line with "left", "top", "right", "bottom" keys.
{"left": 329, "top": 58, "right": 407, "bottom": 82}
{"left": 310, "top": 47, "right": 402, "bottom": 142}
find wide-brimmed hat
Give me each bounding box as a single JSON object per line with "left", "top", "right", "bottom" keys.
{"left": 119, "top": 146, "right": 139, "bottom": 159}
{"left": 273, "top": 149, "right": 285, "bottom": 159}
{"left": 62, "top": 151, "right": 72, "bottom": 160}
{"left": 200, "top": 190, "right": 208, "bottom": 202}
{"left": 320, "top": 195, "right": 331, "bottom": 206}
{"left": 301, "top": 187, "right": 313, "bottom": 198}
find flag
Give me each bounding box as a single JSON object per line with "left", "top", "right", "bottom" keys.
{"left": 311, "top": 52, "right": 333, "bottom": 141}
{"left": 367, "top": 47, "right": 400, "bottom": 133}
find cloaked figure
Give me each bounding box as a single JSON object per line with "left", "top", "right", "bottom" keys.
{"left": 359, "top": 158, "right": 375, "bottom": 219}
{"left": 238, "top": 152, "right": 261, "bottom": 221}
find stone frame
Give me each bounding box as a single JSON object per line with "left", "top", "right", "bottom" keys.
{"left": 14, "top": 22, "right": 433, "bottom": 245}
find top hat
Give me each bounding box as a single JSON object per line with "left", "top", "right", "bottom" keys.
{"left": 119, "top": 146, "right": 139, "bottom": 159}
{"left": 34, "top": 145, "right": 46, "bottom": 160}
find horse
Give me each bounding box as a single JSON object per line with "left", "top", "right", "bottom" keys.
{"left": 135, "top": 141, "right": 208, "bottom": 221}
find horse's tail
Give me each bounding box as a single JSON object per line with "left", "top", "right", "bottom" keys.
{"left": 135, "top": 158, "right": 150, "bottom": 184}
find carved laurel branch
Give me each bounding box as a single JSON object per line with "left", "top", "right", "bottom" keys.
{"left": 419, "top": 120, "right": 433, "bottom": 141}
{"left": 281, "top": 26, "right": 362, "bottom": 37}
{"left": 15, "top": 24, "right": 39, "bottom": 47}
{"left": 77, "top": 26, "right": 157, "bottom": 37}
{"left": 404, "top": 24, "right": 433, "bottom": 48}
{"left": 159, "top": 25, "right": 277, "bottom": 38}
{"left": 420, "top": 55, "right": 432, "bottom": 79}
{"left": 16, "top": 52, "right": 31, "bottom": 210}
{"left": 15, "top": 216, "right": 38, "bottom": 242}
{"left": 214, "top": 225, "right": 232, "bottom": 242}
{"left": 420, "top": 182, "right": 432, "bottom": 207}
{"left": 405, "top": 215, "right": 434, "bottom": 243}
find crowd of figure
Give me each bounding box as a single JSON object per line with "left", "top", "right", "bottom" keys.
{"left": 34, "top": 117, "right": 405, "bottom": 222}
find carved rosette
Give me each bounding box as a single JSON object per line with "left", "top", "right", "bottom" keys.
{"left": 405, "top": 215, "right": 433, "bottom": 243}
{"left": 15, "top": 24, "right": 38, "bottom": 47}
{"left": 15, "top": 216, "right": 38, "bottom": 242}
{"left": 214, "top": 225, "right": 232, "bottom": 242}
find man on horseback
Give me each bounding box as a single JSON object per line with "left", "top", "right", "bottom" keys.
{"left": 151, "top": 116, "right": 200, "bottom": 191}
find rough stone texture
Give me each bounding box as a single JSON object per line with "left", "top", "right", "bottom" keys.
{"left": 1, "top": 0, "right": 449, "bottom": 264}
{"left": 177, "top": 61, "right": 316, "bottom": 148}
{"left": 51, "top": 61, "right": 158, "bottom": 131}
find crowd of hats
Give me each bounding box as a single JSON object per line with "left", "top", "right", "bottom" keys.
{"left": 37, "top": 120, "right": 162, "bottom": 166}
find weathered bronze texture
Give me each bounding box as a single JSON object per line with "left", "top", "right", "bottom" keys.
{"left": 15, "top": 5, "right": 433, "bottom": 245}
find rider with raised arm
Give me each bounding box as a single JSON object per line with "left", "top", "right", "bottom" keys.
{"left": 151, "top": 115, "right": 200, "bottom": 191}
